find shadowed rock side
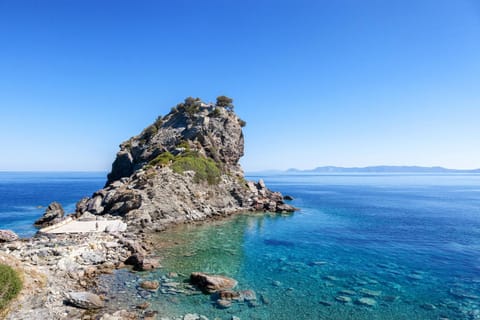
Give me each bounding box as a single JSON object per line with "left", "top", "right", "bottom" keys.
{"left": 76, "top": 97, "right": 296, "bottom": 230}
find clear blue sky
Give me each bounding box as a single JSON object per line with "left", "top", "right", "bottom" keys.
{"left": 1, "top": 0, "right": 479, "bottom": 171}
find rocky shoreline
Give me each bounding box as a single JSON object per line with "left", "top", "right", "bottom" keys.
{"left": 0, "top": 97, "right": 297, "bottom": 319}
{"left": 0, "top": 208, "right": 289, "bottom": 319}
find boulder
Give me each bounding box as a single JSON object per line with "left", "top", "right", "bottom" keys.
{"left": 0, "top": 229, "right": 19, "bottom": 242}
{"left": 216, "top": 299, "right": 232, "bottom": 309}
{"left": 66, "top": 291, "right": 104, "bottom": 309}
{"left": 34, "top": 202, "right": 65, "bottom": 227}
{"left": 124, "top": 254, "right": 160, "bottom": 271}
{"left": 190, "top": 272, "right": 238, "bottom": 293}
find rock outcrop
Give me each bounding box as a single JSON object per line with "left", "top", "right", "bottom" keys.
{"left": 0, "top": 230, "right": 19, "bottom": 242}
{"left": 34, "top": 202, "right": 65, "bottom": 227}
{"left": 75, "top": 97, "right": 296, "bottom": 230}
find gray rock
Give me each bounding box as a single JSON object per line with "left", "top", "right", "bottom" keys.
{"left": 34, "top": 202, "right": 65, "bottom": 227}
{"left": 66, "top": 291, "right": 104, "bottom": 309}
{"left": 80, "top": 251, "right": 106, "bottom": 265}
{"left": 0, "top": 229, "right": 19, "bottom": 242}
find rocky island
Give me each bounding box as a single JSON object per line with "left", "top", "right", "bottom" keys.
{"left": 76, "top": 96, "right": 295, "bottom": 230}
{"left": 0, "top": 96, "right": 296, "bottom": 320}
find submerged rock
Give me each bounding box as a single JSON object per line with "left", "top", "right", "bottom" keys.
{"left": 140, "top": 280, "right": 160, "bottom": 291}
{"left": 216, "top": 299, "right": 232, "bottom": 309}
{"left": 359, "top": 288, "right": 382, "bottom": 297}
{"left": 335, "top": 295, "right": 352, "bottom": 303}
{"left": 190, "top": 272, "right": 238, "bottom": 293}
{"left": 357, "top": 297, "right": 377, "bottom": 307}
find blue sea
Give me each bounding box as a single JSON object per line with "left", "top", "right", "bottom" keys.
{"left": 2, "top": 172, "right": 480, "bottom": 319}
{"left": 0, "top": 172, "right": 106, "bottom": 236}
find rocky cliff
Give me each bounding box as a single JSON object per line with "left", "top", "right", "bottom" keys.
{"left": 76, "top": 97, "right": 296, "bottom": 230}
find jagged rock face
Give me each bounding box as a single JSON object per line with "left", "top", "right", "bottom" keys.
{"left": 106, "top": 103, "right": 244, "bottom": 185}
{"left": 77, "top": 98, "right": 296, "bottom": 230}
{"left": 34, "top": 202, "right": 65, "bottom": 227}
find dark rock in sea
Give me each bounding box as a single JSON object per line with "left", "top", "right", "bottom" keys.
{"left": 74, "top": 97, "right": 297, "bottom": 232}
{"left": 190, "top": 272, "right": 238, "bottom": 293}
{"left": 283, "top": 195, "right": 294, "bottom": 201}
{"left": 34, "top": 202, "right": 65, "bottom": 227}
{"left": 66, "top": 291, "right": 105, "bottom": 309}
{"left": 0, "top": 229, "right": 19, "bottom": 242}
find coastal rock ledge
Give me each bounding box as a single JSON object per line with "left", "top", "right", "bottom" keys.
{"left": 76, "top": 97, "right": 297, "bottom": 230}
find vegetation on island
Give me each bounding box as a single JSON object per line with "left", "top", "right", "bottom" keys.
{"left": 0, "top": 264, "right": 22, "bottom": 310}
{"left": 149, "top": 145, "right": 221, "bottom": 185}
{"left": 171, "top": 153, "right": 221, "bottom": 185}
{"left": 216, "top": 95, "right": 234, "bottom": 110}
{"left": 141, "top": 96, "right": 244, "bottom": 184}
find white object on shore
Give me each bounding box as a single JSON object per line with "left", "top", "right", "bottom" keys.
{"left": 40, "top": 218, "right": 127, "bottom": 234}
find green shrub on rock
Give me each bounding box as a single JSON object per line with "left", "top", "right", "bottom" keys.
{"left": 0, "top": 264, "right": 22, "bottom": 310}
{"left": 149, "top": 152, "right": 175, "bottom": 167}
{"left": 216, "top": 96, "right": 234, "bottom": 110}
{"left": 172, "top": 154, "right": 221, "bottom": 185}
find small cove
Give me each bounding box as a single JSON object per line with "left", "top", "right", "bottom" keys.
{"left": 101, "top": 174, "right": 480, "bottom": 319}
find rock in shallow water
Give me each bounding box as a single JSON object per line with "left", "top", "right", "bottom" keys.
{"left": 140, "top": 280, "right": 160, "bottom": 291}
{"left": 190, "top": 272, "right": 237, "bottom": 293}
{"left": 216, "top": 299, "right": 232, "bottom": 309}
{"left": 335, "top": 295, "right": 352, "bottom": 303}
{"left": 359, "top": 288, "right": 382, "bottom": 297}
{"left": 357, "top": 297, "right": 377, "bottom": 307}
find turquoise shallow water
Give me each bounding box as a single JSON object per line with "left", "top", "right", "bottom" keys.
{"left": 103, "top": 174, "right": 480, "bottom": 319}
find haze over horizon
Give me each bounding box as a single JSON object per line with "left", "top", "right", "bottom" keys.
{"left": 1, "top": 0, "right": 479, "bottom": 172}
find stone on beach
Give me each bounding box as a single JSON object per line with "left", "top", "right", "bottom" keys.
{"left": 66, "top": 291, "right": 105, "bottom": 309}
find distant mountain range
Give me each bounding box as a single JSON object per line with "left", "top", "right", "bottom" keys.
{"left": 285, "top": 166, "right": 480, "bottom": 174}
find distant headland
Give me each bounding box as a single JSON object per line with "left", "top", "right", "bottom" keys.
{"left": 249, "top": 166, "right": 480, "bottom": 175}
